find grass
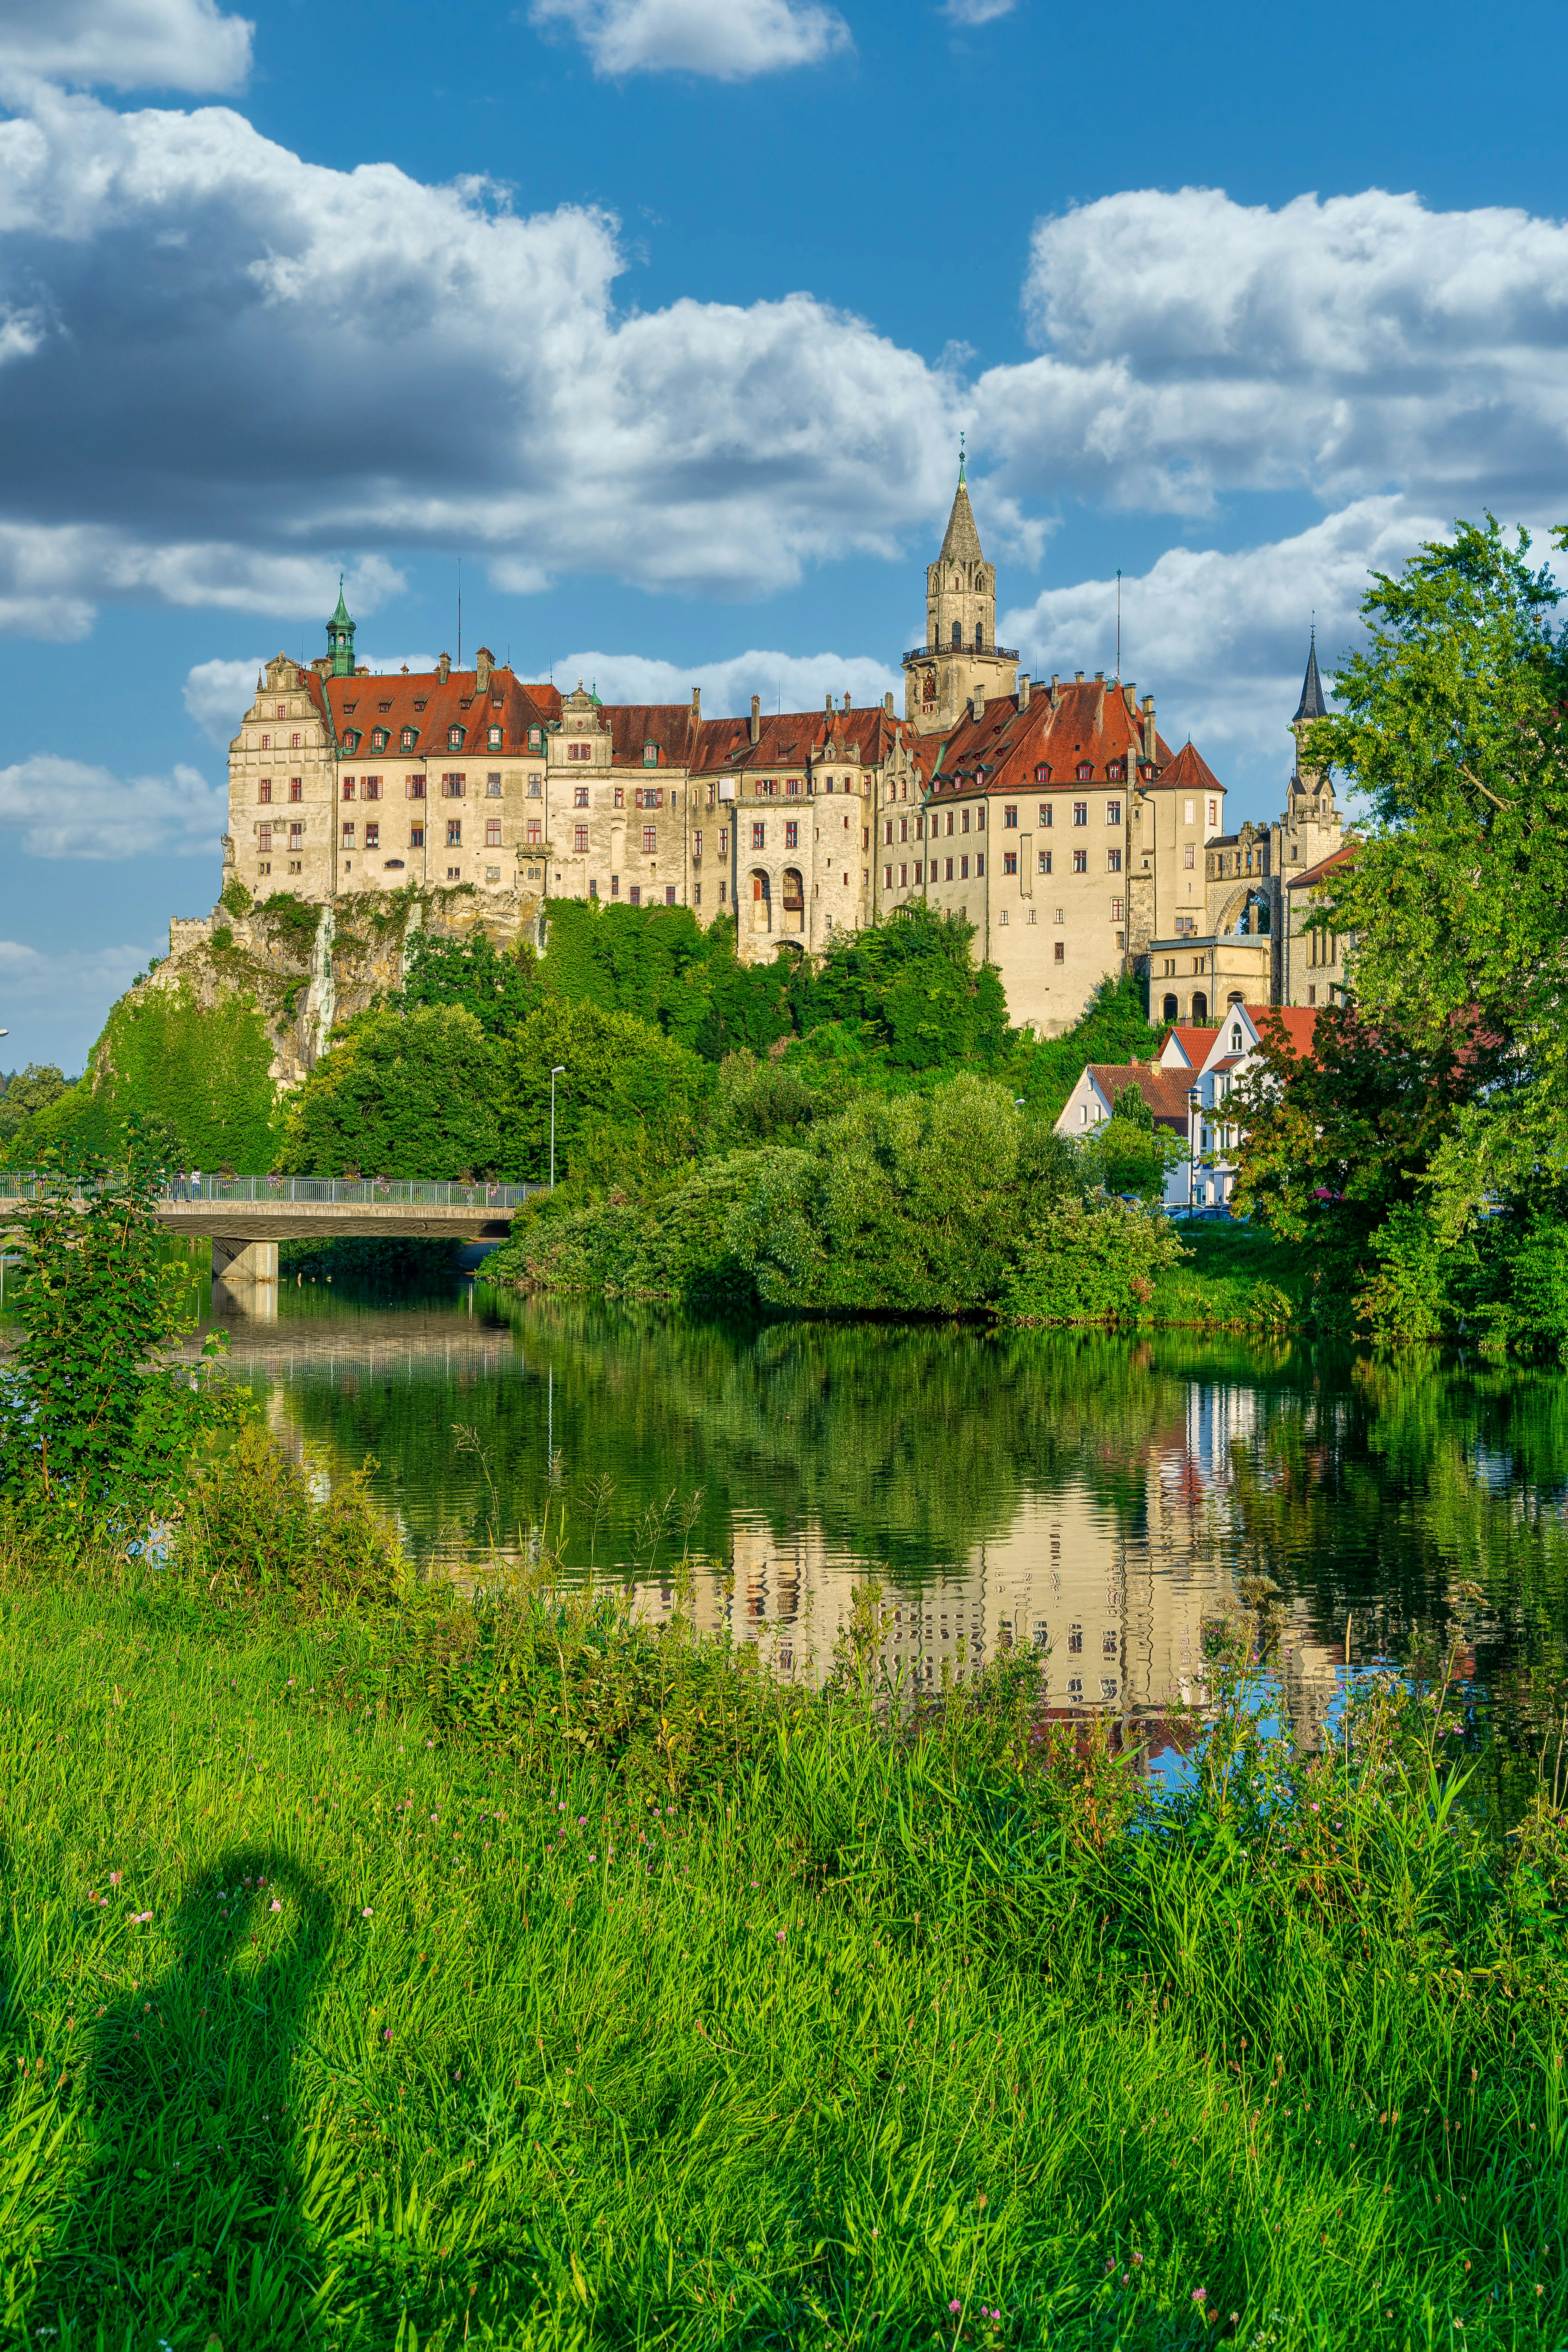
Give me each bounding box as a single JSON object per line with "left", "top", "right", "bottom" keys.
{"left": 0, "top": 1530, "right": 1564, "bottom": 2348}
{"left": 1145, "top": 1220, "right": 1308, "bottom": 1332}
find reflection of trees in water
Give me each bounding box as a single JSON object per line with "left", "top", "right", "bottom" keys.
{"left": 250, "top": 1286, "right": 1568, "bottom": 1726}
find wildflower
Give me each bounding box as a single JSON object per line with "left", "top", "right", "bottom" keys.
{"left": 109, "top": 1871, "right": 123, "bottom": 1886}
{"left": 132, "top": 1911, "right": 152, "bottom": 1924}
{"left": 1192, "top": 2288, "right": 1207, "bottom": 2303}
{"left": 270, "top": 1900, "right": 282, "bottom": 1913}
{"left": 361, "top": 1907, "right": 373, "bottom": 1918}
{"left": 949, "top": 2301, "right": 961, "bottom": 2314}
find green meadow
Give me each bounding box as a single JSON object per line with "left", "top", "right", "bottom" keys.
{"left": 0, "top": 1525, "right": 1563, "bottom": 2351}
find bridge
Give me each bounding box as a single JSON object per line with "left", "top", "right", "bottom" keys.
{"left": 2, "top": 1174, "right": 539, "bottom": 1285}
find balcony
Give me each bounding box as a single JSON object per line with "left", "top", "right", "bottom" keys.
{"left": 902, "top": 644, "right": 1021, "bottom": 667}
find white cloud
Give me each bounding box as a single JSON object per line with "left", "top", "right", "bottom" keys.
{"left": 1002, "top": 496, "right": 1448, "bottom": 777}
{"left": 0, "top": 84, "right": 957, "bottom": 632}
{"left": 0, "top": 938, "right": 158, "bottom": 1064}
{"left": 529, "top": 0, "right": 849, "bottom": 78}
{"left": 0, "top": 0, "right": 251, "bottom": 94}
{"left": 0, "top": 752, "right": 224, "bottom": 857}
{"left": 976, "top": 185, "right": 1568, "bottom": 517}
{"left": 548, "top": 647, "right": 902, "bottom": 715}
{"left": 943, "top": 0, "right": 1016, "bottom": 23}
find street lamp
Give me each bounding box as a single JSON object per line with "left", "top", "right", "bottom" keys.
{"left": 549, "top": 1065, "right": 566, "bottom": 1190}
{"left": 1187, "top": 1086, "right": 1200, "bottom": 1217}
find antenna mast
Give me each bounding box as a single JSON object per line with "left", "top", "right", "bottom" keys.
{"left": 457, "top": 559, "right": 462, "bottom": 671}
{"left": 1116, "top": 570, "right": 1122, "bottom": 681}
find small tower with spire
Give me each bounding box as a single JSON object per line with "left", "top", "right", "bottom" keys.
{"left": 1290, "top": 626, "right": 1330, "bottom": 782}
{"left": 1276, "top": 628, "right": 1342, "bottom": 884}
{"left": 327, "top": 576, "right": 356, "bottom": 679}
{"left": 903, "top": 442, "right": 1019, "bottom": 733}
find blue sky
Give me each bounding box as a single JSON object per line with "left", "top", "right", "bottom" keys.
{"left": 2, "top": 0, "right": 1567, "bottom": 1069}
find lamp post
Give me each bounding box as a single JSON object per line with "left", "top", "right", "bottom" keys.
{"left": 1187, "top": 1086, "right": 1200, "bottom": 1217}
{"left": 549, "top": 1065, "right": 566, "bottom": 1190}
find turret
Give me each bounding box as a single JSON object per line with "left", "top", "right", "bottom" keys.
{"left": 327, "top": 577, "right": 356, "bottom": 679}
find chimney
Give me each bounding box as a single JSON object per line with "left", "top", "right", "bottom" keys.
{"left": 1142, "top": 694, "right": 1156, "bottom": 763}
{"left": 691, "top": 686, "right": 701, "bottom": 717}
{"left": 1123, "top": 681, "right": 1137, "bottom": 714}
{"left": 971, "top": 686, "right": 985, "bottom": 720}
{"left": 842, "top": 693, "right": 851, "bottom": 712}
{"left": 749, "top": 694, "right": 761, "bottom": 746}
{"left": 1075, "top": 670, "right": 1085, "bottom": 684}
{"left": 1018, "top": 673, "right": 1031, "bottom": 710}
{"left": 438, "top": 652, "right": 451, "bottom": 683}
{"left": 825, "top": 693, "right": 833, "bottom": 716}
{"left": 883, "top": 690, "right": 894, "bottom": 715}
{"left": 1051, "top": 675, "right": 1061, "bottom": 709}
{"left": 475, "top": 646, "right": 492, "bottom": 692}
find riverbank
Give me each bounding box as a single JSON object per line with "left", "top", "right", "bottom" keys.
{"left": 1, "top": 1487, "right": 1561, "bottom": 2348}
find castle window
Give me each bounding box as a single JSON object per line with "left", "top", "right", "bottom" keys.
{"left": 442, "top": 773, "right": 466, "bottom": 798}
{"left": 276, "top": 705, "right": 287, "bottom": 720}
{"left": 290, "top": 778, "right": 302, "bottom": 802}
{"left": 487, "top": 773, "right": 501, "bottom": 798}
{"left": 528, "top": 774, "right": 542, "bottom": 798}
{"left": 372, "top": 729, "right": 388, "bottom": 751}
{"left": 447, "top": 819, "right": 463, "bottom": 847}
{"left": 574, "top": 786, "right": 588, "bottom": 808}
{"left": 365, "top": 822, "right": 379, "bottom": 849}
{"left": 1106, "top": 849, "right": 1122, "bottom": 872}
{"left": 258, "top": 823, "right": 270, "bottom": 851}
{"left": 410, "top": 825, "right": 424, "bottom": 848}
{"left": 486, "top": 819, "right": 502, "bottom": 847}
{"left": 884, "top": 864, "right": 893, "bottom": 888}
{"left": 1034, "top": 764, "right": 1051, "bottom": 785}
{"left": 414, "top": 699, "right": 427, "bottom": 713}
{"left": 258, "top": 780, "right": 271, "bottom": 804}
{"left": 1106, "top": 799, "right": 1121, "bottom": 824}
{"left": 1106, "top": 762, "right": 1125, "bottom": 783}
{"left": 642, "top": 826, "right": 657, "bottom": 854}
{"left": 1184, "top": 844, "right": 1196, "bottom": 869}
{"left": 1073, "top": 849, "right": 1087, "bottom": 873}
{"left": 528, "top": 726, "right": 541, "bottom": 748}
{"left": 643, "top": 743, "right": 659, "bottom": 766}
{"left": 785, "top": 820, "right": 799, "bottom": 849}
{"left": 260, "top": 734, "right": 270, "bottom": 751}
{"left": 401, "top": 729, "right": 417, "bottom": 750}
{"left": 1039, "top": 802, "right": 1052, "bottom": 828}
{"left": 751, "top": 822, "right": 765, "bottom": 850}
{"left": 1072, "top": 800, "right": 1087, "bottom": 826}
{"left": 527, "top": 818, "right": 542, "bottom": 844}
{"left": 974, "top": 625, "right": 984, "bottom": 650}
{"left": 488, "top": 726, "right": 503, "bottom": 750}
{"left": 289, "top": 822, "right": 302, "bottom": 845}
{"left": 1054, "top": 941, "right": 1065, "bottom": 964}
{"left": 364, "top": 777, "right": 380, "bottom": 801}
{"left": 951, "top": 622, "right": 962, "bottom": 649}
{"left": 448, "top": 727, "right": 463, "bottom": 750}
{"left": 1004, "top": 805, "right": 1017, "bottom": 828}
{"left": 407, "top": 776, "right": 426, "bottom": 800}
{"left": 291, "top": 733, "right": 301, "bottom": 749}
{"left": 1076, "top": 764, "right": 1092, "bottom": 783}
{"left": 573, "top": 824, "right": 588, "bottom": 853}
{"left": 1109, "top": 895, "right": 1123, "bottom": 922}
{"left": 1039, "top": 849, "right": 1052, "bottom": 873}
{"left": 567, "top": 742, "right": 591, "bottom": 762}
{"left": 341, "top": 821, "right": 355, "bottom": 846}
{"left": 1003, "top": 851, "right": 1018, "bottom": 875}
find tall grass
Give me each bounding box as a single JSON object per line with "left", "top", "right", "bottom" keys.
{"left": 0, "top": 1510, "right": 1563, "bottom": 2347}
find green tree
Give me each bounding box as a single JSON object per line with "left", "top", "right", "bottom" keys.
{"left": 1310, "top": 515, "right": 1568, "bottom": 1224}
{"left": 539, "top": 898, "right": 794, "bottom": 1060}
{"left": 498, "top": 998, "right": 713, "bottom": 1185}
{"left": 0, "top": 1064, "right": 71, "bottom": 1156}
{"left": 1082, "top": 1082, "right": 1185, "bottom": 1208}
{"left": 279, "top": 1005, "right": 502, "bottom": 1178}
{"left": 1017, "top": 975, "right": 1162, "bottom": 1124}
{"left": 793, "top": 904, "right": 1010, "bottom": 1069}
{"left": 399, "top": 927, "right": 541, "bottom": 1035}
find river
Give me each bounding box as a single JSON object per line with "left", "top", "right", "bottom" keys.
{"left": 158, "top": 1253, "right": 1568, "bottom": 1761}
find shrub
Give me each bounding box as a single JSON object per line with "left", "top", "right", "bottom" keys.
{"left": 174, "top": 1421, "right": 405, "bottom": 1610}
{"left": 278, "top": 1003, "right": 502, "bottom": 1178}
{"left": 1002, "top": 1195, "right": 1188, "bottom": 1324}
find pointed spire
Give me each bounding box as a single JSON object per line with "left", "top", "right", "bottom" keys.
{"left": 938, "top": 445, "right": 984, "bottom": 566}
{"left": 958, "top": 429, "right": 966, "bottom": 488}
{"left": 330, "top": 571, "right": 354, "bottom": 630}
{"left": 1293, "top": 626, "right": 1328, "bottom": 723}
{"left": 327, "top": 573, "right": 357, "bottom": 677}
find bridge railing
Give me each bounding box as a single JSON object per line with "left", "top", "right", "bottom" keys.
{"left": 0, "top": 1173, "right": 539, "bottom": 1210}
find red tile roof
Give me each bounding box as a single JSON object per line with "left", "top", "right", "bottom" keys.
{"left": 924, "top": 677, "right": 1176, "bottom": 802}
{"left": 688, "top": 706, "right": 909, "bottom": 777}
{"left": 1289, "top": 840, "right": 1360, "bottom": 891}
{"left": 1156, "top": 740, "right": 1224, "bottom": 800}
{"left": 1158, "top": 1024, "right": 1219, "bottom": 1067}
{"left": 1085, "top": 1063, "right": 1195, "bottom": 1129}
{"left": 1244, "top": 1004, "right": 1319, "bottom": 1056}
{"left": 321, "top": 665, "right": 557, "bottom": 759}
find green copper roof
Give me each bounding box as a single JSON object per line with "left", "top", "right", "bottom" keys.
{"left": 330, "top": 575, "right": 354, "bottom": 630}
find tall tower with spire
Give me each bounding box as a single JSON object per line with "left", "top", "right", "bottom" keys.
{"left": 327, "top": 577, "right": 357, "bottom": 679}
{"left": 1291, "top": 627, "right": 1329, "bottom": 782}
{"left": 903, "top": 448, "right": 1018, "bottom": 733}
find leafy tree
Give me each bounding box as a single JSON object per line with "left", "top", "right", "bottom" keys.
{"left": 0, "top": 1135, "right": 235, "bottom": 1516}
{"left": 1310, "top": 515, "right": 1568, "bottom": 1224}
{"left": 0, "top": 1064, "right": 71, "bottom": 1155}
{"left": 1081, "top": 1082, "right": 1185, "bottom": 1208}
{"left": 498, "top": 998, "right": 712, "bottom": 1185}
{"left": 399, "top": 927, "right": 541, "bottom": 1035}
{"left": 539, "top": 899, "right": 793, "bottom": 1061}
{"left": 279, "top": 1004, "right": 502, "bottom": 1178}
{"left": 792, "top": 904, "right": 1010, "bottom": 1069}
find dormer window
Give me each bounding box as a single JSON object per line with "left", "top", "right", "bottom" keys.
{"left": 378, "top": 701, "right": 392, "bottom": 714}
{"left": 342, "top": 702, "right": 356, "bottom": 714}
{"left": 459, "top": 697, "right": 472, "bottom": 710}
{"left": 448, "top": 726, "right": 464, "bottom": 750}
{"left": 1034, "top": 764, "right": 1051, "bottom": 784}
{"left": 401, "top": 728, "right": 417, "bottom": 751}
{"left": 414, "top": 699, "right": 427, "bottom": 713}
{"left": 488, "top": 726, "right": 503, "bottom": 750}
{"left": 643, "top": 743, "right": 658, "bottom": 767}
{"left": 343, "top": 730, "right": 360, "bottom": 752}
{"left": 528, "top": 726, "right": 542, "bottom": 748}
{"left": 371, "top": 729, "right": 388, "bottom": 751}
{"left": 1077, "top": 762, "right": 1093, "bottom": 782}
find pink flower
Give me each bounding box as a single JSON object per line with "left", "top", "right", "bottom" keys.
{"left": 949, "top": 2301, "right": 962, "bottom": 2314}
{"left": 109, "top": 1872, "right": 122, "bottom": 1886}
{"left": 1192, "top": 2287, "right": 1207, "bottom": 2303}
{"left": 132, "top": 1911, "right": 152, "bottom": 1923}
{"left": 361, "top": 1907, "right": 373, "bottom": 1918}
{"left": 270, "top": 1899, "right": 283, "bottom": 1913}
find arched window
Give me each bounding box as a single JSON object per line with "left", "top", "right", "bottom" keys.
{"left": 951, "top": 621, "right": 962, "bottom": 650}
{"left": 1230, "top": 1023, "right": 1244, "bottom": 1051}
{"left": 974, "top": 624, "right": 984, "bottom": 651}
{"left": 1162, "top": 993, "right": 1178, "bottom": 1021}
{"left": 1192, "top": 992, "right": 1209, "bottom": 1020}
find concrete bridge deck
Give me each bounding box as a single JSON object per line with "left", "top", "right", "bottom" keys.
{"left": 1, "top": 1174, "right": 540, "bottom": 1283}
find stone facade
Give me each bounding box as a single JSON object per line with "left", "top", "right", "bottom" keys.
{"left": 219, "top": 470, "right": 1336, "bottom": 1037}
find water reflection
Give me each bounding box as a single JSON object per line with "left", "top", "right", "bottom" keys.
{"left": 177, "top": 1269, "right": 1568, "bottom": 1748}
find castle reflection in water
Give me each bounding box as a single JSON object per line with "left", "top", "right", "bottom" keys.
{"left": 204, "top": 1281, "right": 1346, "bottom": 1747}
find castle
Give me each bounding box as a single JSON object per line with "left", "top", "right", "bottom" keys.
{"left": 223, "top": 465, "right": 1342, "bottom": 1035}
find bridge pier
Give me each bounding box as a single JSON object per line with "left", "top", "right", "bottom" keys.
{"left": 211, "top": 1237, "right": 279, "bottom": 1284}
